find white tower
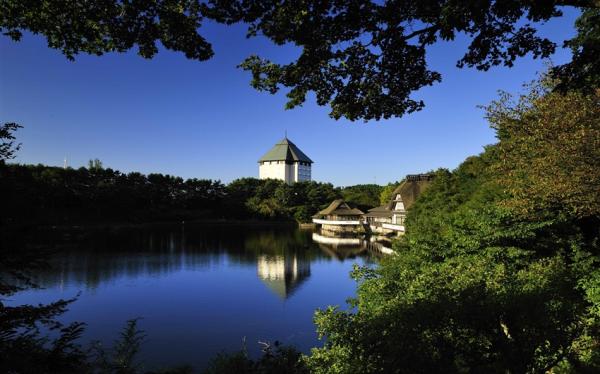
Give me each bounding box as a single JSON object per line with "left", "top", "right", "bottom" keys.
{"left": 258, "top": 137, "right": 313, "bottom": 184}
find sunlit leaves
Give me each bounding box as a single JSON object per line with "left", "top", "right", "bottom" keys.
{"left": 307, "top": 82, "right": 600, "bottom": 372}
{"left": 486, "top": 85, "right": 600, "bottom": 219}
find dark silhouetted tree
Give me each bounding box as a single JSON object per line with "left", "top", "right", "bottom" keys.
{"left": 0, "top": 122, "right": 22, "bottom": 161}
{"left": 2, "top": 1, "right": 599, "bottom": 120}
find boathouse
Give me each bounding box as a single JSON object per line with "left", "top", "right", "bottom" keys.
{"left": 364, "top": 174, "right": 434, "bottom": 235}
{"left": 312, "top": 199, "right": 364, "bottom": 235}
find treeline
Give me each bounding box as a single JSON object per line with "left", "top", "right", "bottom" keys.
{"left": 0, "top": 163, "right": 383, "bottom": 226}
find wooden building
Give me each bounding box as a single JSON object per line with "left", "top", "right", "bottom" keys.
{"left": 312, "top": 199, "right": 365, "bottom": 235}
{"left": 364, "top": 174, "right": 434, "bottom": 235}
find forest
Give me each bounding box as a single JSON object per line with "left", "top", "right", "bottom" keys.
{"left": 1, "top": 161, "right": 384, "bottom": 226}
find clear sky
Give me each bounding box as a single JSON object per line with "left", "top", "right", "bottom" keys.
{"left": 0, "top": 9, "right": 579, "bottom": 186}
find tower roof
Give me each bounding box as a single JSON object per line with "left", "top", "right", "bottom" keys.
{"left": 258, "top": 138, "right": 313, "bottom": 163}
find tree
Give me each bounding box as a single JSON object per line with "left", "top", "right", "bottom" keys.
{"left": 0, "top": 122, "right": 22, "bottom": 161}
{"left": 2, "top": 1, "right": 599, "bottom": 121}
{"left": 88, "top": 158, "right": 104, "bottom": 171}
{"left": 0, "top": 0, "right": 212, "bottom": 61}
{"left": 379, "top": 182, "right": 399, "bottom": 206}
{"left": 485, "top": 83, "right": 600, "bottom": 219}
{"left": 340, "top": 184, "right": 382, "bottom": 211}
{"left": 306, "top": 80, "right": 600, "bottom": 373}
{"left": 553, "top": 8, "right": 600, "bottom": 92}
{"left": 203, "top": 341, "right": 308, "bottom": 374}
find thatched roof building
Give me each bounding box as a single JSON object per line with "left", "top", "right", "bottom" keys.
{"left": 364, "top": 174, "right": 434, "bottom": 234}
{"left": 365, "top": 174, "right": 434, "bottom": 219}
{"left": 313, "top": 199, "right": 364, "bottom": 219}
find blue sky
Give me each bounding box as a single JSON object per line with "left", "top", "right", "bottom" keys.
{"left": 0, "top": 9, "right": 579, "bottom": 186}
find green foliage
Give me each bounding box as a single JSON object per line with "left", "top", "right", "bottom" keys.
{"left": 340, "top": 184, "right": 382, "bottom": 212}
{"left": 88, "top": 158, "right": 104, "bottom": 171}
{"left": 1, "top": 162, "right": 350, "bottom": 225}
{"left": 0, "top": 229, "right": 89, "bottom": 373}
{"left": 378, "top": 182, "right": 399, "bottom": 206}
{"left": 0, "top": 0, "right": 212, "bottom": 61}
{"left": 553, "top": 8, "right": 600, "bottom": 92}
{"left": 3, "top": 3, "right": 599, "bottom": 120}
{"left": 485, "top": 84, "right": 600, "bottom": 219}
{"left": 229, "top": 178, "right": 341, "bottom": 222}
{"left": 91, "top": 319, "right": 146, "bottom": 374}
{"left": 207, "top": 0, "right": 599, "bottom": 120}
{"left": 1, "top": 163, "right": 228, "bottom": 225}
{"left": 203, "top": 341, "right": 308, "bottom": 374}
{"left": 307, "top": 82, "right": 600, "bottom": 373}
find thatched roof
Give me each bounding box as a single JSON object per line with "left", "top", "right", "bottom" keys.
{"left": 388, "top": 174, "right": 433, "bottom": 211}
{"left": 258, "top": 137, "right": 313, "bottom": 163}
{"left": 314, "top": 199, "right": 364, "bottom": 218}
{"left": 363, "top": 205, "right": 393, "bottom": 218}
{"left": 365, "top": 174, "right": 433, "bottom": 217}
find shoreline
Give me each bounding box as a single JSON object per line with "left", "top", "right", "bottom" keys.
{"left": 0, "top": 218, "right": 303, "bottom": 233}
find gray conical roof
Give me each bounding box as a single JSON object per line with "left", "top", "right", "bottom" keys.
{"left": 258, "top": 138, "right": 313, "bottom": 163}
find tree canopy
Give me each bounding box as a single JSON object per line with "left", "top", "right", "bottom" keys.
{"left": 0, "top": 122, "right": 22, "bottom": 161}
{"left": 2, "top": 1, "right": 598, "bottom": 121}
{"left": 305, "top": 80, "right": 600, "bottom": 373}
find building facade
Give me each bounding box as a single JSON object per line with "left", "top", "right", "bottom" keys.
{"left": 258, "top": 138, "right": 313, "bottom": 184}
{"left": 312, "top": 199, "right": 365, "bottom": 236}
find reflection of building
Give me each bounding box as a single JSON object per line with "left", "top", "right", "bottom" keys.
{"left": 257, "top": 254, "right": 310, "bottom": 299}
{"left": 312, "top": 200, "right": 365, "bottom": 235}
{"left": 364, "top": 237, "right": 394, "bottom": 255}
{"left": 364, "top": 174, "right": 433, "bottom": 235}
{"left": 312, "top": 232, "right": 366, "bottom": 260}
{"left": 258, "top": 137, "right": 313, "bottom": 184}
{"left": 311, "top": 232, "right": 362, "bottom": 246}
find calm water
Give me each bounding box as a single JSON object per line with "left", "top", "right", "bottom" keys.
{"left": 9, "top": 224, "right": 377, "bottom": 370}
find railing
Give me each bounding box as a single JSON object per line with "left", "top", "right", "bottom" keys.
{"left": 367, "top": 220, "right": 390, "bottom": 228}
{"left": 313, "top": 218, "right": 362, "bottom": 225}
{"left": 382, "top": 223, "right": 405, "bottom": 232}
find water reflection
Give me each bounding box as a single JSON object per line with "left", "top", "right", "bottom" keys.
{"left": 23, "top": 225, "right": 321, "bottom": 292}
{"left": 257, "top": 255, "right": 310, "bottom": 299}
{"left": 14, "top": 225, "right": 389, "bottom": 294}
{"left": 312, "top": 232, "right": 394, "bottom": 258}
{"left": 7, "top": 224, "right": 379, "bottom": 370}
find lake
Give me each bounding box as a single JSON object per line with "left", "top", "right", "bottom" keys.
{"left": 8, "top": 224, "right": 378, "bottom": 371}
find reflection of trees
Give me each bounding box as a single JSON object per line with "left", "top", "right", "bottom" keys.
{"left": 21, "top": 225, "right": 330, "bottom": 291}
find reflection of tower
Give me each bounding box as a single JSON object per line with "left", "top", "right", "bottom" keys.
{"left": 257, "top": 254, "right": 310, "bottom": 299}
